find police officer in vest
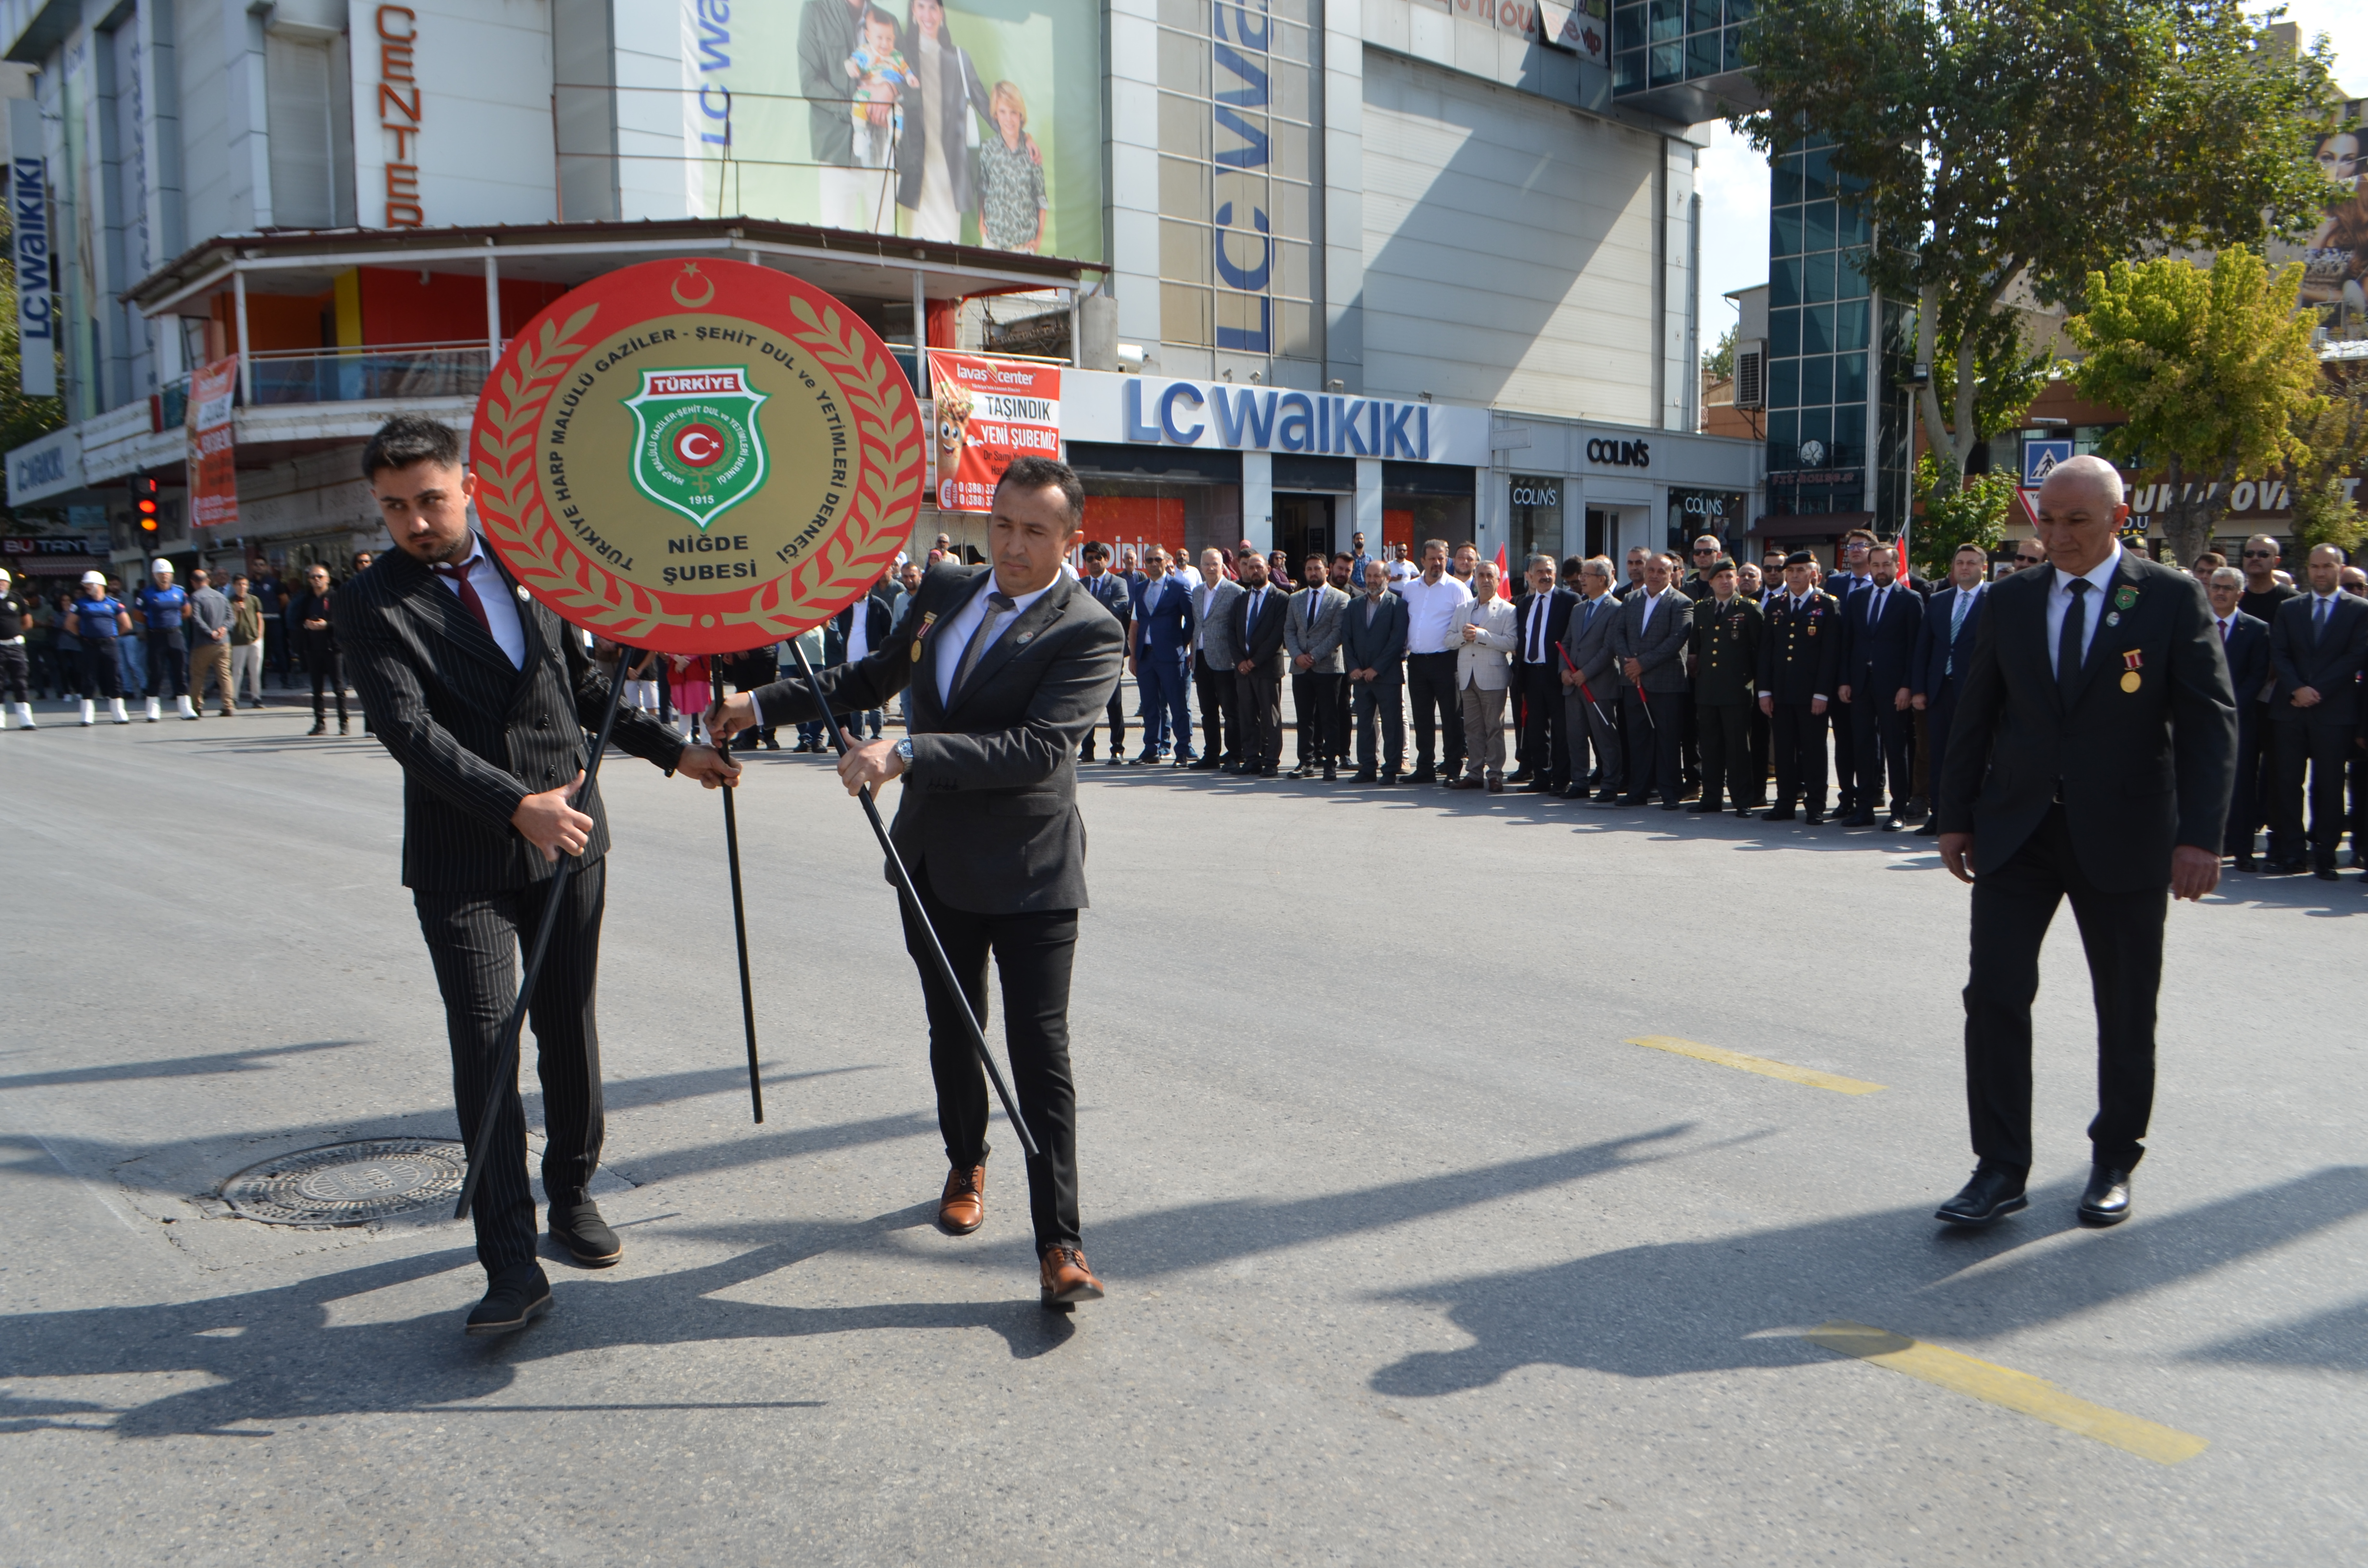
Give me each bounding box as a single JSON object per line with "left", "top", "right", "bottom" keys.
{"left": 0, "top": 567, "right": 33, "bottom": 730}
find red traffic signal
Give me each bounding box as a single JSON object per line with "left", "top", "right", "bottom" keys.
{"left": 131, "top": 476, "right": 160, "bottom": 531}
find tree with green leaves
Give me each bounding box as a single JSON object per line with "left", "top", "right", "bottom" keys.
{"left": 2284, "top": 363, "right": 2366, "bottom": 554}
{"left": 1909, "top": 451, "right": 2013, "bottom": 576}
{"left": 1704, "top": 322, "right": 1738, "bottom": 384}
{"left": 0, "top": 202, "right": 62, "bottom": 521}
{"left": 1737, "top": 0, "right": 2336, "bottom": 484}
{"left": 2067, "top": 246, "right": 2321, "bottom": 564}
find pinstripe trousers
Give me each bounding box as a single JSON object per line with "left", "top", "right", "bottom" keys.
{"left": 413, "top": 863, "right": 607, "bottom": 1276}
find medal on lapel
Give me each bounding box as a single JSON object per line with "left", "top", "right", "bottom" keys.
{"left": 911, "top": 610, "right": 937, "bottom": 663}
{"left": 2120, "top": 649, "right": 2143, "bottom": 692}
{"left": 2114, "top": 585, "right": 2138, "bottom": 612}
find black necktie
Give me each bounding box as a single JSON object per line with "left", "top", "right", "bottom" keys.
{"left": 2058, "top": 578, "right": 2090, "bottom": 703}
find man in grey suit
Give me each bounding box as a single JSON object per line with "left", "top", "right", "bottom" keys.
{"left": 1563, "top": 556, "right": 1623, "bottom": 803}
{"left": 1190, "top": 547, "right": 1244, "bottom": 770}
{"left": 1286, "top": 551, "right": 1350, "bottom": 779}
{"left": 1612, "top": 551, "right": 1693, "bottom": 808}
{"left": 1340, "top": 559, "right": 1409, "bottom": 781}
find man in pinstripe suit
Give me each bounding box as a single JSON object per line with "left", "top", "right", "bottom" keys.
{"left": 339, "top": 416, "right": 739, "bottom": 1335}
{"left": 709, "top": 455, "right": 1124, "bottom": 1309}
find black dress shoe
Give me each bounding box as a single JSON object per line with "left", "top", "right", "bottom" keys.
{"left": 1763, "top": 806, "right": 1795, "bottom": 821}
{"left": 1658, "top": 800, "right": 1683, "bottom": 810}
{"left": 1914, "top": 821, "right": 1940, "bottom": 836}
{"left": 1617, "top": 794, "right": 1649, "bottom": 807}
{"left": 1322, "top": 764, "right": 1337, "bottom": 781}
{"left": 1258, "top": 764, "right": 1279, "bottom": 778}
{"left": 1189, "top": 757, "right": 1223, "bottom": 771}
{"left": 1935, "top": 1166, "right": 2030, "bottom": 1227}
{"left": 1352, "top": 769, "right": 1378, "bottom": 783}
{"left": 1560, "top": 784, "right": 1587, "bottom": 799}
{"left": 466, "top": 1264, "right": 554, "bottom": 1335}
{"left": 2262, "top": 857, "right": 2306, "bottom": 875}
{"left": 1733, "top": 804, "right": 1754, "bottom": 818}
{"left": 549, "top": 1193, "right": 622, "bottom": 1266}
{"left": 1686, "top": 801, "right": 1723, "bottom": 814}
{"left": 2077, "top": 1166, "right": 2134, "bottom": 1226}
{"left": 1506, "top": 769, "right": 1534, "bottom": 784}
{"left": 1880, "top": 816, "right": 1905, "bottom": 832}
{"left": 2314, "top": 858, "right": 2338, "bottom": 882}
{"left": 1408, "top": 768, "right": 1437, "bottom": 784}
{"left": 2232, "top": 852, "right": 2256, "bottom": 871}
{"left": 1845, "top": 810, "right": 1876, "bottom": 827}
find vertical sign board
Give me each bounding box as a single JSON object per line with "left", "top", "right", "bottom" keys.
{"left": 186, "top": 357, "right": 241, "bottom": 527}
{"left": 928, "top": 352, "right": 1061, "bottom": 513}
{"left": 9, "top": 98, "right": 54, "bottom": 398}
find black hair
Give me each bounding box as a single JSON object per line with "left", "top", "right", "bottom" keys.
{"left": 994, "top": 455, "right": 1085, "bottom": 526}
{"left": 361, "top": 414, "right": 465, "bottom": 480}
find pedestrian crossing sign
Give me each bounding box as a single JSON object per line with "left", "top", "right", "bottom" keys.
{"left": 2023, "top": 440, "right": 2073, "bottom": 486}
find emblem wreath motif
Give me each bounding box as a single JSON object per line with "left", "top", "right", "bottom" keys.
{"left": 469, "top": 258, "right": 924, "bottom": 655}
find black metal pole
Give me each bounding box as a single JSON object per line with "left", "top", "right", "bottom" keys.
{"left": 783, "top": 638, "right": 1038, "bottom": 1158}
{"left": 454, "top": 656, "right": 636, "bottom": 1221}
{"left": 717, "top": 720, "right": 765, "bottom": 1124}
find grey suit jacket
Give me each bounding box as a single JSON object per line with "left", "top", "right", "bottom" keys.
{"left": 1284, "top": 583, "right": 1349, "bottom": 671}
{"left": 1561, "top": 592, "right": 1622, "bottom": 687}
{"left": 1195, "top": 576, "right": 1245, "bottom": 669}
{"left": 1613, "top": 587, "right": 1693, "bottom": 693}
{"left": 753, "top": 564, "right": 1124, "bottom": 914}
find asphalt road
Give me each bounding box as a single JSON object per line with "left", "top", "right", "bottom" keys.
{"left": 1, "top": 698, "right": 2361, "bottom": 1566}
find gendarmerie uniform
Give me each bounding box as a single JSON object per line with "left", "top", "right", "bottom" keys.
{"left": 1757, "top": 585, "right": 1843, "bottom": 819}
{"left": 1690, "top": 593, "right": 1762, "bottom": 813}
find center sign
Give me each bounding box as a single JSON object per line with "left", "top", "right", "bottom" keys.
{"left": 470, "top": 257, "right": 924, "bottom": 655}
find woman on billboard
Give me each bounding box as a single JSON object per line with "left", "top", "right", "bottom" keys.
{"left": 896, "top": 0, "right": 1042, "bottom": 247}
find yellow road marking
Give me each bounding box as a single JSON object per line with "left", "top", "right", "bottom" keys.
{"left": 1623, "top": 1035, "right": 1885, "bottom": 1095}
{"left": 1806, "top": 1321, "right": 2208, "bottom": 1465}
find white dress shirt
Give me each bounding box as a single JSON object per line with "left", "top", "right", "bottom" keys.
{"left": 1398, "top": 573, "right": 1474, "bottom": 654}
{"left": 1524, "top": 592, "right": 1554, "bottom": 662}
{"left": 846, "top": 598, "right": 873, "bottom": 663}
{"left": 432, "top": 535, "right": 526, "bottom": 668}
{"left": 2045, "top": 543, "right": 2122, "bottom": 678}
{"left": 933, "top": 574, "right": 1051, "bottom": 703}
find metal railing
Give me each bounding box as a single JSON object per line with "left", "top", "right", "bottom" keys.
{"left": 244, "top": 343, "right": 493, "bottom": 407}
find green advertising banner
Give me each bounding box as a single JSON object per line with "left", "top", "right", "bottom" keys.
{"left": 687, "top": 0, "right": 1103, "bottom": 261}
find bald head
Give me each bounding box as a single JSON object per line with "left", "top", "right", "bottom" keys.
{"left": 2038, "top": 454, "right": 2123, "bottom": 512}
{"left": 2033, "top": 455, "right": 2128, "bottom": 576}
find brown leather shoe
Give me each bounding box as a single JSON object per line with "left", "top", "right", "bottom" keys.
{"left": 1039, "top": 1243, "right": 1105, "bottom": 1307}
{"left": 938, "top": 1157, "right": 987, "bottom": 1235}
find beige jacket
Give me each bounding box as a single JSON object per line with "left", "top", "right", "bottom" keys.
{"left": 1448, "top": 595, "right": 1518, "bottom": 690}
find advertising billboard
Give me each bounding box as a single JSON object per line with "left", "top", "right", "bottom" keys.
{"left": 2303, "top": 117, "right": 2367, "bottom": 320}
{"left": 929, "top": 351, "right": 1061, "bottom": 512}
{"left": 681, "top": 0, "right": 1103, "bottom": 259}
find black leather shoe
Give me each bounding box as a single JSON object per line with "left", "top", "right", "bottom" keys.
{"left": 2077, "top": 1166, "right": 2133, "bottom": 1226}
{"left": 1936, "top": 1166, "right": 2030, "bottom": 1227}
{"left": 1763, "top": 806, "right": 1796, "bottom": 821}
{"left": 2262, "top": 857, "right": 2306, "bottom": 875}
{"left": 1845, "top": 809, "right": 1876, "bottom": 827}
{"left": 2314, "top": 857, "right": 2338, "bottom": 882}
{"left": 1408, "top": 768, "right": 1437, "bottom": 784}
{"left": 1258, "top": 764, "right": 1279, "bottom": 778}
{"left": 1188, "top": 757, "right": 1223, "bottom": 771}
{"left": 1658, "top": 800, "right": 1683, "bottom": 810}
{"left": 1352, "top": 769, "right": 1378, "bottom": 783}
{"left": 1914, "top": 821, "right": 1940, "bottom": 836}
{"left": 2232, "top": 852, "right": 2256, "bottom": 871}
{"left": 1881, "top": 816, "right": 1905, "bottom": 832}
{"left": 466, "top": 1265, "right": 554, "bottom": 1335}
{"left": 1321, "top": 764, "right": 1337, "bottom": 781}
{"left": 1686, "top": 801, "right": 1723, "bottom": 814}
{"left": 1803, "top": 809, "right": 1827, "bottom": 825}
{"left": 1617, "top": 794, "right": 1649, "bottom": 807}
{"left": 549, "top": 1193, "right": 622, "bottom": 1266}
{"left": 1733, "top": 804, "right": 1754, "bottom": 818}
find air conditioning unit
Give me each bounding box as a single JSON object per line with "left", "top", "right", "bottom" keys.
{"left": 1734, "top": 342, "right": 1766, "bottom": 409}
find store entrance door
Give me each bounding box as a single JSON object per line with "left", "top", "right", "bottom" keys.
{"left": 1273, "top": 493, "right": 1337, "bottom": 576}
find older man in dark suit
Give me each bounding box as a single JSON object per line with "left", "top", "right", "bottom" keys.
{"left": 1935, "top": 456, "right": 2234, "bottom": 1231}
{"left": 2203, "top": 565, "right": 2272, "bottom": 869}
{"left": 713, "top": 455, "right": 1124, "bottom": 1308}
{"left": 338, "top": 416, "right": 738, "bottom": 1335}
{"left": 1612, "top": 551, "right": 1693, "bottom": 808}
{"left": 1909, "top": 543, "right": 1989, "bottom": 838}
{"left": 1564, "top": 556, "right": 1624, "bottom": 802}
{"left": 1511, "top": 553, "right": 1578, "bottom": 792}
{"left": 1836, "top": 544, "right": 1924, "bottom": 829}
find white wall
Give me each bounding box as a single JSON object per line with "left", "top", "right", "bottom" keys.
{"left": 1358, "top": 49, "right": 1660, "bottom": 423}
{"left": 348, "top": 0, "right": 555, "bottom": 230}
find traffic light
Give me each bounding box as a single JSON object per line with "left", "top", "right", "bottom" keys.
{"left": 131, "top": 476, "right": 160, "bottom": 532}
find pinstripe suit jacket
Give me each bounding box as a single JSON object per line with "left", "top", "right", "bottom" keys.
{"left": 752, "top": 562, "right": 1124, "bottom": 914}
{"left": 335, "top": 544, "right": 686, "bottom": 893}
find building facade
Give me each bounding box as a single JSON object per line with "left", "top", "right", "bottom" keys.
{"left": 2, "top": 0, "right": 1757, "bottom": 578}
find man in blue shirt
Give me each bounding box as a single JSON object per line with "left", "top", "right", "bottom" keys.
{"left": 130, "top": 558, "right": 193, "bottom": 720}
{"left": 67, "top": 571, "right": 133, "bottom": 724}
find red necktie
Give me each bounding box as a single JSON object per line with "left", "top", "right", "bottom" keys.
{"left": 430, "top": 558, "right": 493, "bottom": 638}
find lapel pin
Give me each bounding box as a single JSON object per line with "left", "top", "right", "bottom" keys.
{"left": 2114, "top": 585, "right": 2138, "bottom": 611}
{"left": 2105, "top": 610, "right": 2120, "bottom": 627}
{"left": 1017, "top": 631, "right": 1034, "bottom": 644}
{"left": 515, "top": 585, "right": 532, "bottom": 602}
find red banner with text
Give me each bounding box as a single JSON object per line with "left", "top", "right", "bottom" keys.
{"left": 928, "top": 351, "right": 1061, "bottom": 514}
{"left": 186, "top": 356, "right": 240, "bottom": 528}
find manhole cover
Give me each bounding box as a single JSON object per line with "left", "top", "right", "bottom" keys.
{"left": 221, "top": 1138, "right": 468, "bottom": 1226}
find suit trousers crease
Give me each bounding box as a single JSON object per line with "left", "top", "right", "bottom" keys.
{"left": 1138, "top": 651, "right": 1193, "bottom": 758}
{"left": 1406, "top": 651, "right": 1462, "bottom": 775}
{"left": 1236, "top": 669, "right": 1283, "bottom": 770}
{"left": 1458, "top": 684, "right": 1508, "bottom": 779}
{"left": 1293, "top": 670, "right": 1340, "bottom": 768}
{"left": 900, "top": 864, "right": 1081, "bottom": 1250}
{"left": 2270, "top": 721, "right": 2351, "bottom": 857}
{"left": 1963, "top": 807, "right": 2163, "bottom": 1173}
{"left": 1624, "top": 687, "right": 1683, "bottom": 802}
{"left": 1196, "top": 653, "right": 1239, "bottom": 761}
{"left": 414, "top": 862, "right": 608, "bottom": 1276}
{"left": 1517, "top": 666, "right": 1567, "bottom": 785}
{"left": 1854, "top": 700, "right": 1914, "bottom": 813}
{"left": 1352, "top": 678, "right": 1404, "bottom": 774}
{"left": 1697, "top": 701, "right": 1750, "bottom": 807}
{"left": 1770, "top": 702, "right": 1828, "bottom": 810}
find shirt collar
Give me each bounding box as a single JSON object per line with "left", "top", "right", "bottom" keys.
{"left": 2052, "top": 542, "right": 2122, "bottom": 599}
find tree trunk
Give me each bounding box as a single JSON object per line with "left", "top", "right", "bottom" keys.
{"left": 2151, "top": 454, "right": 2232, "bottom": 566}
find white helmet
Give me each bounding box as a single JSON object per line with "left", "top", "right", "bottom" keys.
{"left": 81, "top": 569, "right": 106, "bottom": 586}
{"left": 151, "top": 558, "right": 174, "bottom": 576}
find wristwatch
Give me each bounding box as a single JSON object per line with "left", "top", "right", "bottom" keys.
{"left": 893, "top": 737, "right": 914, "bottom": 765}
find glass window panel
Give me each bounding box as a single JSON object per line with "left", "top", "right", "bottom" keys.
{"left": 1724, "top": 24, "right": 1745, "bottom": 69}
{"left": 1215, "top": 289, "right": 1271, "bottom": 344}
{"left": 1770, "top": 205, "right": 1801, "bottom": 257}
{"left": 1271, "top": 237, "right": 1314, "bottom": 299}
{"left": 1159, "top": 157, "right": 1209, "bottom": 224}
{"left": 1688, "top": 0, "right": 1720, "bottom": 32}
{"left": 1802, "top": 303, "right": 1834, "bottom": 354}
{"left": 1801, "top": 248, "right": 1834, "bottom": 304}
{"left": 1767, "top": 410, "right": 1798, "bottom": 463}
{"left": 1833, "top": 298, "right": 1868, "bottom": 352}
{"left": 1159, "top": 94, "right": 1211, "bottom": 163}
{"left": 1831, "top": 404, "right": 1864, "bottom": 463}
{"left": 1802, "top": 145, "right": 1832, "bottom": 200}
{"left": 1797, "top": 405, "right": 1832, "bottom": 453}
{"left": 1803, "top": 199, "right": 1836, "bottom": 253}
{"left": 1834, "top": 351, "right": 1867, "bottom": 404}
{"left": 1687, "top": 31, "right": 1720, "bottom": 77}
{"left": 1161, "top": 282, "right": 1212, "bottom": 347}
{"left": 1769, "top": 357, "right": 1799, "bottom": 408}
{"left": 1769, "top": 255, "right": 1801, "bottom": 309}
{"left": 1158, "top": 30, "right": 1210, "bottom": 97}
{"left": 1837, "top": 245, "right": 1867, "bottom": 300}
{"left": 1270, "top": 60, "right": 1311, "bottom": 121}
{"left": 1768, "top": 306, "right": 1799, "bottom": 357}
{"left": 1726, "top": 0, "right": 1754, "bottom": 18}
{"left": 1266, "top": 177, "right": 1312, "bottom": 242}
{"left": 1270, "top": 122, "right": 1311, "bottom": 184}
{"left": 1837, "top": 199, "right": 1870, "bottom": 246}
{"left": 1649, "top": 42, "right": 1682, "bottom": 83}
{"left": 1799, "top": 353, "right": 1832, "bottom": 405}
{"left": 1160, "top": 219, "right": 1212, "bottom": 284}
{"left": 1277, "top": 300, "right": 1319, "bottom": 360}
{"left": 1771, "top": 155, "right": 1801, "bottom": 206}
{"left": 1613, "top": 48, "right": 1644, "bottom": 91}
{"left": 1268, "top": 18, "right": 1314, "bottom": 66}
{"left": 1614, "top": 5, "right": 1645, "bottom": 52}
{"left": 1266, "top": 0, "right": 1310, "bottom": 23}
{"left": 1649, "top": 0, "right": 1683, "bottom": 40}
{"left": 1158, "top": 0, "right": 1208, "bottom": 31}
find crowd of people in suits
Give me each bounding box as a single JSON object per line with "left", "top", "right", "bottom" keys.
{"left": 852, "top": 523, "right": 2360, "bottom": 884}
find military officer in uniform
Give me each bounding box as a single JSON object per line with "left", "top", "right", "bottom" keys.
{"left": 1757, "top": 550, "right": 1843, "bottom": 822}
{"left": 1688, "top": 558, "right": 1761, "bottom": 815}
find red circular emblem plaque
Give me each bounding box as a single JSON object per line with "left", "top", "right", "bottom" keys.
{"left": 469, "top": 258, "right": 924, "bottom": 655}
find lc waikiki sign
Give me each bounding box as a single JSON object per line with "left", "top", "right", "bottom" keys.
{"left": 1113, "top": 377, "right": 1489, "bottom": 464}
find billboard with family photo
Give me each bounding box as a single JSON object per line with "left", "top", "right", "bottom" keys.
{"left": 684, "top": 0, "right": 1102, "bottom": 260}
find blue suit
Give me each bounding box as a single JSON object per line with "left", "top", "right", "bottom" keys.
{"left": 1131, "top": 573, "right": 1198, "bottom": 759}
{"left": 1837, "top": 580, "right": 1924, "bottom": 818}
{"left": 1911, "top": 582, "right": 1986, "bottom": 828}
